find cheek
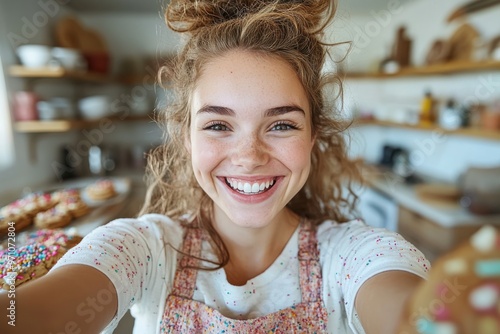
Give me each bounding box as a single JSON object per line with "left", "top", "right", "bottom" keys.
{"left": 276, "top": 138, "right": 313, "bottom": 172}
{"left": 191, "top": 137, "right": 226, "bottom": 174}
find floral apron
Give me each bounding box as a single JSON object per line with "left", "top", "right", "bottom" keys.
{"left": 159, "top": 220, "right": 329, "bottom": 333}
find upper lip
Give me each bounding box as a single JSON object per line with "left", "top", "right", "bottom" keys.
{"left": 218, "top": 176, "right": 279, "bottom": 182}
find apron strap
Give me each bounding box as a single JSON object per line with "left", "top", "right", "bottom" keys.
{"left": 297, "top": 220, "right": 323, "bottom": 303}
{"left": 171, "top": 219, "right": 323, "bottom": 303}
{"left": 171, "top": 227, "right": 203, "bottom": 299}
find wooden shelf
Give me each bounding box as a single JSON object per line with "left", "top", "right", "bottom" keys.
{"left": 9, "top": 65, "right": 115, "bottom": 83}
{"left": 353, "top": 119, "right": 500, "bottom": 141}
{"left": 14, "top": 115, "right": 155, "bottom": 133}
{"left": 343, "top": 60, "right": 500, "bottom": 79}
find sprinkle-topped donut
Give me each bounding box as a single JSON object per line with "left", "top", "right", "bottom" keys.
{"left": 0, "top": 229, "right": 82, "bottom": 290}
{"left": 0, "top": 242, "right": 65, "bottom": 290}
{"left": 399, "top": 225, "right": 500, "bottom": 334}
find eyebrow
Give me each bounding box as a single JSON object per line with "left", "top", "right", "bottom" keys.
{"left": 195, "top": 105, "right": 305, "bottom": 117}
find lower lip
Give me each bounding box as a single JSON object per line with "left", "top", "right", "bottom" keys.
{"left": 219, "top": 177, "right": 282, "bottom": 204}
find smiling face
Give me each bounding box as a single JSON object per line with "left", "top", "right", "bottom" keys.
{"left": 189, "top": 50, "right": 315, "bottom": 229}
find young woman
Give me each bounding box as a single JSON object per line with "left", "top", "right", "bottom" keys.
{"left": 0, "top": 0, "right": 428, "bottom": 333}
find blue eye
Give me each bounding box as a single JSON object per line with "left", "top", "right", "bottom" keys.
{"left": 271, "top": 122, "right": 297, "bottom": 131}
{"left": 204, "top": 122, "right": 230, "bottom": 131}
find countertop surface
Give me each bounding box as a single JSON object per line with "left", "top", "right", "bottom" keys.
{"left": 364, "top": 165, "right": 500, "bottom": 228}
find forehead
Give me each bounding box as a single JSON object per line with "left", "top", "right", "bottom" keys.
{"left": 191, "top": 50, "right": 310, "bottom": 116}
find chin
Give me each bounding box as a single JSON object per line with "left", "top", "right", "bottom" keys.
{"left": 219, "top": 208, "right": 278, "bottom": 229}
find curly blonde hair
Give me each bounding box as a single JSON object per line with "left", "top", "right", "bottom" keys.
{"left": 140, "top": 0, "right": 363, "bottom": 269}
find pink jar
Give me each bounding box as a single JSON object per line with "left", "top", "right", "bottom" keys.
{"left": 13, "top": 91, "right": 39, "bottom": 121}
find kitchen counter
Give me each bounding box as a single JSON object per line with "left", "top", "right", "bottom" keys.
{"left": 363, "top": 165, "right": 500, "bottom": 228}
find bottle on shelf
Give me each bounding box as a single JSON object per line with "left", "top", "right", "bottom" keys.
{"left": 419, "top": 90, "right": 435, "bottom": 126}
{"left": 439, "top": 99, "right": 462, "bottom": 130}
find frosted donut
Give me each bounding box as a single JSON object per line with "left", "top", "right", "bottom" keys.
{"left": 85, "top": 179, "right": 116, "bottom": 201}
{"left": 0, "top": 242, "right": 66, "bottom": 290}
{"left": 34, "top": 207, "right": 72, "bottom": 229}
{"left": 0, "top": 229, "right": 82, "bottom": 289}
{"left": 57, "top": 198, "right": 90, "bottom": 218}
{"left": 399, "top": 225, "right": 500, "bottom": 334}
{"left": 0, "top": 213, "right": 32, "bottom": 237}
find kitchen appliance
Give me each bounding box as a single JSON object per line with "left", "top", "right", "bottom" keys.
{"left": 357, "top": 187, "right": 399, "bottom": 232}
{"left": 380, "top": 145, "right": 404, "bottom": 168}
{"left": 88, "top": 145, "right": 117, "bottom": 176}
{"left": 459, "top": 166, "right": 500, "bottom": 215}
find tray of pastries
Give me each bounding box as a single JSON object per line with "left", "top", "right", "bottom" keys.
{"left": 0, "top": 177, "right": 131, "bottom": 239}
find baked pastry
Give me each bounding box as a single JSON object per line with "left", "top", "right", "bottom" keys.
{"left": 34, "top": 207, "right": 72, "bottom": 229}
{"left": 85, "top": 179, "right": 116, "bottom": 201}
{"left": 0, "top": 229, "right": 82, "bottom": 290}
{"left": 51, "top": 188, "right": 81, "bottom": 202}
{"left": 14, "top": 193, "right": 56, "bottom": 217}
{"left": 57, "top": 198, "right": 90, "bottom": 218}
{"left": 0, "top": 211, "right": 32, "bottom": 237}
{"left": 0, "top": 188, "right": 91, "bottom": 237}
{"left": 399, "top": 225, "right": 500, "bottom": 334}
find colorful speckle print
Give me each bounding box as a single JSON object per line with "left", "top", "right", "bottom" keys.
{"left": 160, "top": 220, "right": 329, "bottom": 333}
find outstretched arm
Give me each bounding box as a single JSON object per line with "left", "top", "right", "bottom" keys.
{"left": 0, "top": 264, "right": 118, "bottom": 334}
{"left": 355, "top": 270, "right": 423, "bottom": 334}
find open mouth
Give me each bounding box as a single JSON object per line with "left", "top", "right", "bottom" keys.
{"left": 224, "top": 177, "right": 277, "bottom": 195}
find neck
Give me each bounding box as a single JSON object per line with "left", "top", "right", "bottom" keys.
{"left": 212, "top": 209, "right": 300, "bottom": 285}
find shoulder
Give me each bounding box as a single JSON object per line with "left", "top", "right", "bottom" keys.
{"left": 88, "top": 213, "right": 185, "bottom": 250}
{"left": 316, "top": 218, "right": 426, "bottom": 267}
{"left": 316, "top": 218, "right": 378, "bottom": 246}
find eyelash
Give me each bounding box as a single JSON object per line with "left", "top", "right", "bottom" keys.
{"left": 202, "top": 121, "right": 299, "bottom": 132}
{"left": 271, "top": 121, "right": 299, "bottom": 131}
{"left": 203, "top": 121, "right": 230, "bottom": 131}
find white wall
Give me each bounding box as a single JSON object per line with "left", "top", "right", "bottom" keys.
{"left": 332, "top": 0, "right": 500, "bottom": 183}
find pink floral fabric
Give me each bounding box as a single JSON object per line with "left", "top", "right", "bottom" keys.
{"left": 160, "top": 220, "right": 329, "bottom": 333}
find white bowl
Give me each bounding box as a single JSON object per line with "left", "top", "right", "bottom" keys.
{"left": 37, "top": 101, "right": 62, "bottom": 120}
{"left": 78, "top": 96, "right": 111, "bottom": 120}
{"left": 16, "top": 45, "right": 52, "bottom": 68}
{"left": 51, "top": 47, "right": 87, "bottom": 70}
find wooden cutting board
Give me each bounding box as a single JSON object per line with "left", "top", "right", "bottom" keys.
{"left": 447, "top": 23, "right": 479, "bottom": 62}
{"left": 415, "top": 183, "right": 462, "bottom": 208}
{"left": 56, "top": 16, "right": 108, "bottom": 54}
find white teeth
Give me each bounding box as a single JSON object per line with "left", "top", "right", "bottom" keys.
{"left": 226, "top": 178, "right": 276, "bottom": 194}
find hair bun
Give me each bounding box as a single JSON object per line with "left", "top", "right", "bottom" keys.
{"left": 166, "top": 0, "right": 333, "bottom": 33}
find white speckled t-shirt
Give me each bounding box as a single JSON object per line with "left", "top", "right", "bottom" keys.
{"left": 52, "top": 214, "right": 430, "bottom": 333}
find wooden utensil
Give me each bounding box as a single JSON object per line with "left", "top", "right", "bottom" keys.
{"left": 447, "top": 0, "right": 500, "bottom": 22}
{"left": 425, "top": 39, "right": 450, "bottom": 65}
{"left": 447, "top": 24, "right": 479, "bottom": 62}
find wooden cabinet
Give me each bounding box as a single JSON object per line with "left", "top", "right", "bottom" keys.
{"left": 397, "top": 206, "right": 482, "bottom": 262}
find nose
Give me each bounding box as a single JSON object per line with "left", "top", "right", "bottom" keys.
{"left": 231, "top": 134, "right": 270, "bottom": 170}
